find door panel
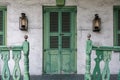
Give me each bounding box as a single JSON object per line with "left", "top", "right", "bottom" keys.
{"left": 61, "top": 50, "right": 76, "bottom": 73}
{"left": 61, "top": 50, "right": 72, "bottom": 73}
{"left": 44, "top": 50, "right": 60, "bottom": 74}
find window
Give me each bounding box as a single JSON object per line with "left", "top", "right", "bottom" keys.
{"left": 43, "top": 6, "right": 77, "bottom": 74}
{"left": 0, "top": 7, "right": 6, "bottom": 45}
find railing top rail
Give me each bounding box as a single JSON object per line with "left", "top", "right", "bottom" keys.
{"left": 0, "top": 46, "right": 22, "bottom": 51}
{"left": 92, "top": 46, "right": 120, "bottom": 51}
{"left": 87, "top": 34, "right": 120, "bottom": 52}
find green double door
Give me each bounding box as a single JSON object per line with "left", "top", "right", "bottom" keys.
{"left": 43, "top": 7, "right": 77, "bottom": 74}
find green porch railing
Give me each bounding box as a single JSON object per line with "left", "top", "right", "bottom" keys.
{"left": 85, "top": 34, "right": 120, "bottom": 80}
{"left": 0, "top": 35, "right": 30, "bottom": 80}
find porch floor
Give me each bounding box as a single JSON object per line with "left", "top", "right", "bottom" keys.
{"left": 30, "top": 74, "right": 117, "bottom": 80}
{"left": 0, "top": 74, "right": 118, "bottom": 80}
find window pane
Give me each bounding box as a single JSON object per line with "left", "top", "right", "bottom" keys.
{"left": 62, "top": 36, "right": 70, "bottom": 48}
{"left": 50, "top": 12, "right": 58, "bottom": 32}
{"left": 50, "top": 36, "right": 58, "bottom": 48}
{"left": 62, "top": 12, "right": 70, "bottom": 32}
{"left": 0, "top": 11, "right": 3, "bottom": 32}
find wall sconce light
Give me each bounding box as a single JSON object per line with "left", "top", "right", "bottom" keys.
{"left": 19, "top": 13, "right": 28, "bottom": 31}
{"left": 93, "top": 14, "right": 101, "bottom": 32}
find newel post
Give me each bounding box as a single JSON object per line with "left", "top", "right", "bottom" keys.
{"left": 23, "top": 35, "right": 30, "bottom": 80}
{"left": 85, "top": 34, "right": 92, "bottom": 80}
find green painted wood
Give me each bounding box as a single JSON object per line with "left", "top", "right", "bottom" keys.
{"left": 56, "top": 0, "right": 65, "bottom": 6}
{"left": 85, "top": 35, "right": 92, "bottom": 80}
{"left": 113, "top": 6, "right": 120, "bottom": 46}
{"left": 0, "top": 7, "right": 7, "bottom": 45}
{"left": 85, "top": 35, "right": 120, "bottom": 80}
{"left": 92, "top": 46, "right": 120, "bottom": 51}
{"left": 43, "top": 6, "right": 77, "bottom": 74}
{"left": 0, "top": 35, "right": 30, "bottom": 80}
{"left": 118, "top": 70, "right": 120, "bottom": 80}
{"left": 102, "top": 51, "right": 111, "bottom": 80}
{"left": 12, "top": 50, "right": 21, "bottom": 80}
{"left": 23, "top": 38, "right": 30, "bottom": 80}
{"left": 92, "top": 50, "right": 103, "bottom": 80}
{"left": 1, "top": 50, "right": 10, "bottom": 80}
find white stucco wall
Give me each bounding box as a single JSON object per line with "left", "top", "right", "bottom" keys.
{"left": 0, "top": 0, "right": 120, "bottom": 75}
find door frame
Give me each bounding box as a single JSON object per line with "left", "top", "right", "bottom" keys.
{"left": 42, "top": 6, "right": 77, "bottom": 74}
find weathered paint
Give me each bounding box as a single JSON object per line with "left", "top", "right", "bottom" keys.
{"left": 43, "top": 6, "right": 77, "bottom": 74}
{"left": 85, "top": 36, "right": 120, "bottom": 80}
{"left": 0, "top": 36, "right": 30, "bottom": 80}
{"left": 0, "top": 0, "right": 119, "bottom": 75}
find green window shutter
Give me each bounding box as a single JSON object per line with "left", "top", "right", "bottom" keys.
{"left": 0, "top": 7, "right": 6, "bottom": 45}
{"left": 114, "top": 6, "right": 120, "bottom": 46}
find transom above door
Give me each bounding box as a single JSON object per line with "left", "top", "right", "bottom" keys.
{"left": 43, "top": 6, "right": 77, "bottom": 74}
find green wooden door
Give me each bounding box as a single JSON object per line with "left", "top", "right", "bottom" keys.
{"left": 43, "top": 7, "right": 77, "bottom": 74}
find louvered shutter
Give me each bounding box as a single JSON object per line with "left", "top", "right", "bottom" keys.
{"left": 62, "top": 12, "right": 70, "bottom": 48}
{"left": 62, "top": 12, "right": 70, "bottom": 32}
{"left": 117, "top": 10, "right": 120, "bottom": 46}
{"left": 50, "top": 36, "right": 58, "bottom": 48}
{"left": 62, "top": 36, "right": 70, "bottom": 48}
{"left": 0, "top": 11, "right": 4, "bottom": 45}
{"left": 50, "top": 12, "right": 58, "bottom": 32}
{"left": 50, "top": 12, "right": 58, "bottom": 48}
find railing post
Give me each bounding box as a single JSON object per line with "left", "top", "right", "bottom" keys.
{"left": 23, "top": 35, "right": 30, "bottom": 80}
{"left": 85, "top": 34, "right": 92, "bottom": 80}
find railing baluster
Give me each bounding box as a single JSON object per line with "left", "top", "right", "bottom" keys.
{"left": 1, "top": 50, "right": 10, "bottom": 80}
{"left": 23, "top": 35, "right": 30, "bottom": 80}
{"left": 92, "top": 50, "right": 103, "bottom": 80}
{"left": 12, "top": 50, "right": 21, "bottom": 80}
{"left": 102, "top": 51, "right": 111, "bottom": 80}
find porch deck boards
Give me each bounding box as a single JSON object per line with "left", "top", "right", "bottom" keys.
{"left": 30, "top": 74, "right": 117, "bottom": 80}
{"left": 0, "top": 74, "right": 118, "bottom": 80}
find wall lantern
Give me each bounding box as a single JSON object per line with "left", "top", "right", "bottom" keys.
{"left": 19, "top": 13, "right": 28, "bottom": 31}
{"left": 93, "top": 14, "right": 101, "bottom": 32}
